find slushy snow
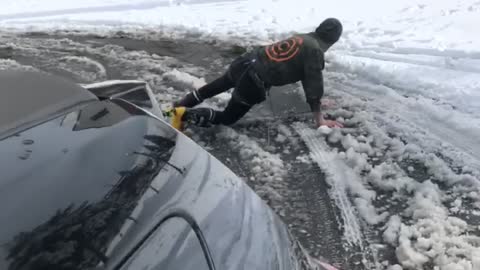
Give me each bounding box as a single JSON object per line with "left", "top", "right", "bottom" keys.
{"left": 1, "top": 0, "right": 480, "bottom": 269}
{"left": 218, "top": 126, "right": 287, "bottom": 203}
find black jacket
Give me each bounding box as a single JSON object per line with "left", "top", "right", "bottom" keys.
{"left": 253, "top": 32, "right": 329, "bottom": 112}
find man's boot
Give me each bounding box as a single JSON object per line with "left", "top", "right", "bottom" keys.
{"left": 173, "top": 90, "right": 203, "bottom": 108}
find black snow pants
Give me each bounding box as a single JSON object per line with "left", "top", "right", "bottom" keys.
{"left": 193, "top": 53, "right": 270, "bottom": 125}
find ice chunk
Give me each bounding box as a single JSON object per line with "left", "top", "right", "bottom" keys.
{"left": 275, "top": 134, "right": 287, "bottom": 143}
{"left": 384, "top": 215, "right": 402, "bottom": 246}
{"left": 162, "top": 69, "right": 206, "bottom": 91}
{"left": 317, "top": 125, "right": 332, "bottom": 135}
{"left": 387, "top": 265, "right": 403, "bottom": 270}
{"left": 355, "top": 197, "right": 388, "bottom": 225}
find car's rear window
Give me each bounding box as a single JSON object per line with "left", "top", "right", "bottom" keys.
{"left": 0, "top": 70, "right": 96, "bottom": 137}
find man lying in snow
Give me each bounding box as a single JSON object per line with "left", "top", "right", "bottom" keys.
{"left": 173, "top": 18, "right": 344, "bottom": 129}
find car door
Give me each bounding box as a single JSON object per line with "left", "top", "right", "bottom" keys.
{"left": 115, "top": 217, "right": 214, "bottom": 270}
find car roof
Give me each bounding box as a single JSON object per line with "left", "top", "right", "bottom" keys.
{"left": 0, "top": 70, "right": 97, "bottom": 136}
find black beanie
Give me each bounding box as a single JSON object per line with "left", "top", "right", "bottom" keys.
{"left": 315, "top": 18, "right": 343, "bottom": 44}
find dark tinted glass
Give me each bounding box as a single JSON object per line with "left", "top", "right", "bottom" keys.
{"left": 0, "top": 70, "right": 96, "bottom": 137}
{"left": 118, "top": 89, "right": 153, "bottom": 109}
{"left": 0, "top": 100, "right": 177, "bottom": 270}
{"left": 86, "top": 83, "right": 145, "bottom": 99}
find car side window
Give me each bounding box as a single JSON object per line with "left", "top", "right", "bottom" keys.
{"left": 119, "top": 217, "right": 212, "bottom": 270}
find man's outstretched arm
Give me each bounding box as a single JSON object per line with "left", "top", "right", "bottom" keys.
{"left": 302, "top": 56, "right": 343, "bottom": 128}
{"left": 302, "top": 70, "right": 343, "bottom": 128}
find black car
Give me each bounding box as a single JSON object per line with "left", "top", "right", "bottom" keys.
{"left": 0, "top": 70, "right": 338, "bottom": 270}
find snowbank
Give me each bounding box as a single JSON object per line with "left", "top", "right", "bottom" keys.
{"left": 1, "top": 0, "right": 480, "bottom": 52}
{"left": 295, "top": 86, "right": 480, "bottom": 269}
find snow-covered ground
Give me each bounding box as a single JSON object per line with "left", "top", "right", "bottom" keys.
{"left": 1, "top": 0, "right": 480, "bottom": 269}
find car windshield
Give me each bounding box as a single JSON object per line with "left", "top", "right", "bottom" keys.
{"left": 0, "top": 70, "right": 97, "bottom": 137}
{"left": 0, "top": 99, "right": 178, "bottom": 270}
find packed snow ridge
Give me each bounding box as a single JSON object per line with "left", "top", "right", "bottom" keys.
{"left": 298, "top": 82, "right": 480, "bottom": 270}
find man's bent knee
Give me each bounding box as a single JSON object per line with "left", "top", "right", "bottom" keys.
{"left": 219, "top": 114, "right": 242, "bottom": 126}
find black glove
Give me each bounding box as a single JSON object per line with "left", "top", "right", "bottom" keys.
{"left": 173, "top": 90, "right": 203, "bottom": 108}
{"left": 182, "top": 108, "right": 216, "bottom": 127}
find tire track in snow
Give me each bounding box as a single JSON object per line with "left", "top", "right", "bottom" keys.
{"left": 195, "top": 121, "right": 370, "bottom": 269}
{"left": 293, "top": 123, "right": 365, "bottom": 248}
